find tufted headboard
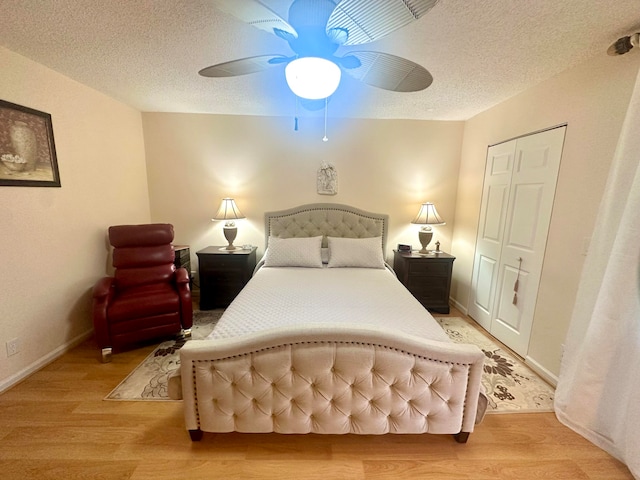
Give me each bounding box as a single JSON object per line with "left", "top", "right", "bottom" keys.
{"left": 264, "top": 203, "right": 389, "bottom": 252}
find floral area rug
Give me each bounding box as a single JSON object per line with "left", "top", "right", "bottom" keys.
{"left": 435, "top": 316, "right": 555, "bottom": 413}
{"left": 106, "top": 312, "right": 554, "bottom": 413}
{"left": 104, "top": 309, "right": 224, "bottom": 401}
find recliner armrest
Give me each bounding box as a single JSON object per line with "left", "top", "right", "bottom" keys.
{"left": 174, "top": 267, "right": 193, "bottom": 329}
{"left": 93, "top": 277, "right": 115, "bottom": 298}
{"left": 174, "top": 267, "right": 190, "bottom": 284}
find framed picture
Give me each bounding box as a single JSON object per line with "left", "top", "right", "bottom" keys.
{"left": 0, "top": 99, "right": 61, "bottom": 187}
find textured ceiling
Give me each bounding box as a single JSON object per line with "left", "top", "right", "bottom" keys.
{"left": 1, "top": 0, "right": 640, "bottom": 120}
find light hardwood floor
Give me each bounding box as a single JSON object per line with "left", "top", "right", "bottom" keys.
{"left": 0, "top": 308, "right": 633, "bottom": 480}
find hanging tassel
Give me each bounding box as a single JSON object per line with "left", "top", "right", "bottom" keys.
{"left": 512, "top": 257, "right": 523, "bottom": 306}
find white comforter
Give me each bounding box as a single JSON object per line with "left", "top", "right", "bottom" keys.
{"left": 207, "top": 265, "right": 451, "bottom": 343}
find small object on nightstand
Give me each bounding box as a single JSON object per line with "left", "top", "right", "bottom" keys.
{"left": 435, "top": 241, "right": 440, "bottom": 253}
{"left": 393, "top": 249, "right": 455, "bottom": 314}
{"left": 397, "top": 243, "right": 411, "bottom": 252}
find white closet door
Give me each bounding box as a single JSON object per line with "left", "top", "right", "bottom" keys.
{"left": 469, "top": 126, "right": 566, "bottom": 356}
{"left": 468, "top": 141, "right": 515, "bottom": 331}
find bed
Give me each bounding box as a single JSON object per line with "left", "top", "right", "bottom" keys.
{"left": 170, "top": 203, "right": 487, "bottom": 443}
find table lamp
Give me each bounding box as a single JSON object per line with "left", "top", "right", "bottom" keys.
{"left": 213, "top": 198, "right": 245, "bottom": 251}
{"left": 411, "top": 202, "right": 445, "bottom": 254}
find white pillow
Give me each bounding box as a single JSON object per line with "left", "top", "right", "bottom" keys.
{"left": 263, "top": 236, "right": 323, "bottom": 268}
{"left": 327, "top": 236, "right": 385, "bottom": 269}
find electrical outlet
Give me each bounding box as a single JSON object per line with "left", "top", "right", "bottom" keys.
{"left": 6, "top": 338, "right": 19, "bottom": 357}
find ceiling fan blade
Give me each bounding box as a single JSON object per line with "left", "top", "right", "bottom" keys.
{"left": 327, "top": 0, "right": 438, "bottom": 46}
{"left": 212, "top": 0, "right": 298, "bottom": 40}
{"left": 342, "top": 51, "right": 433, "bottom": 92}
{"left": 199, "top": 55, "right": 289, "bottom": 77}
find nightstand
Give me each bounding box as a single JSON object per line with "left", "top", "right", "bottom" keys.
{"left": 173, "top": 245, "right": 193, "bottom": 288}
{"left": 393, "top": 250, "right": 455, "bottom": 314}
{"left": 196, "top": 246, "right": 257, "bottom": 310}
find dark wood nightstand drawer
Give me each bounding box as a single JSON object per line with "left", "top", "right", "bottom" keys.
{"left": 408, "top": 261, "right": 450, "bottom": 276}
{"left": 199, "top": 256, "right": 244, "bottom": 271}
{"left": 406, "top": 276, "right": 450, "bottom": 302}
{"left": 196, "top": 246, "right": 257, "bottom": 309}
{"left": 393, "top": 250, "right": 455, "bottom": 314}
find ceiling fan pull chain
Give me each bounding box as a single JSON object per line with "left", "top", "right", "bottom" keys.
{"left": 294, "top": 96, "right": 299, "bottom": 131}
{"left": 322, "top": 97, "right": 329, "bottom": 142}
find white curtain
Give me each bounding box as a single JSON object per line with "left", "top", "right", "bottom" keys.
{"left": 555, "top": 66, "right": 640, "bottom": 479}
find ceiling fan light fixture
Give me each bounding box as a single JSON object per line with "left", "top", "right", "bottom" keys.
{"left": 285, "top": 57, "right": 341, "bottom": 100}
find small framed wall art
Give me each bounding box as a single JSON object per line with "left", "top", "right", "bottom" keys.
{"left": 317, "top": 162, "right": 337, "bottom": 195}
{"left": 0, "top": 99, "right": 61, "bottom": 187}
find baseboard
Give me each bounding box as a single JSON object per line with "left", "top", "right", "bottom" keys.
{"left": 0, "top": 329, "right": 94, "bottom": 394}
{"left": 450, "top": 297, "right": 468, "bottom": 315}
{"left": 525, "top": 355, "right": 559, "bottom": 387}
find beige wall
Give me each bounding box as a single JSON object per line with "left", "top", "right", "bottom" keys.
{"left": 142, "top": 113, "right": 464, "bottom": 267}
{"left": 0, "top": 47, "right": 151, "bottom": 390}
{"left": 451, "top": 52, "right": 640, "bottom": 380}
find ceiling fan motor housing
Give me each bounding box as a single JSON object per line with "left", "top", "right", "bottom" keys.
{"left": 286, "top": 0, "right": 342, "bottom": 58}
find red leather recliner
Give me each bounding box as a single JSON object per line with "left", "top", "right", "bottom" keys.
{"left": 92, "top": 223, "right": 193, "bottom": 362}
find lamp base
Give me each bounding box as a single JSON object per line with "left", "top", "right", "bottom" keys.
{"left": 418, "top": 228, "right": 433, "bottom": 255}
{"left": 220, "top": 225, "right": 238, "bottom": 251}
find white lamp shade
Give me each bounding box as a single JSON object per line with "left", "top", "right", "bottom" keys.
{"left": 213, "top": 198, "right": 245, "bottom": 221}
{"left": 411, "top": 202, "right": 445, "bottom": 225}
{"left": 285, "top": 57, "right": 341, "bottom": 100}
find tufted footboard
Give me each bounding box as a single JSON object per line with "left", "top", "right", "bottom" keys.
{"left": 174, "top": 323, "right": 486, "bottom": 443}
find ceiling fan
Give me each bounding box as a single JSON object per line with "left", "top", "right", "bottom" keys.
{"left": 199, "top": 0, "right": 438, "bottom": 109}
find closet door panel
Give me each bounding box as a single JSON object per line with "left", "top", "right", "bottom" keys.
{"left": 484, "top": 185, "right": 509, "bottom": 241}
{"left": 506, "top": 183, "right": 544, "bottom": 250}
{"left": 473, "top": 255, "right": 497, "bottom": 315}
{"left": 494, "top": 263, "right": 529, "bottom": 334}
{"left": 468, "top": 141, "right": 516, "bottom": 330}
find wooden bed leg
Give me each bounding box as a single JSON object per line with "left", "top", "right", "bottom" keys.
{"left": 453, "top": 432, "right": 470, "bottom": 443}
{"left": 189, "top": 429, "right": 203, "bottom": 441}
